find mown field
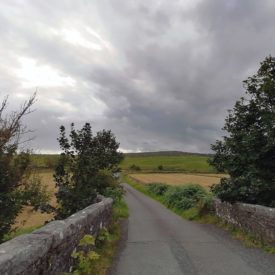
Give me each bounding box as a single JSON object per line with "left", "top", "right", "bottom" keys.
{"left": 128, "top": 173, "right": 228, "bottom": 190}
{"left": 14, "top": 170, "right": 56, "bottom": 229}
{"left": 120, "top": 155, "right": 216, "bottom": 172}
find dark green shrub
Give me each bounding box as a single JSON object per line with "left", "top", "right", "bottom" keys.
{"left": 163, "top": 184, "right": 207, "bottom": 209}
{"left": 158, "top": 165, "right": 164, "bottom": 170}
{"left": 163, "top": 186, "right": 184, "bottom": 207}
{"left": 103, "top": 186, "right": 124, "bottom": 203}
{"left": 164, "top": 186, "right": 181, "bottom": 207}
{"left": 92, "top": 171, "right": 124, "bottom": 203}
{"left": 148, "top": 182, "right": 169, "bottom": 196}
{"left": 129, "top": 164, "right": 141, "bottom": 171}
{"left": 180, "top": 184, "right": 207, "bottom": 201}
{"left": 175, "top": 197, "right": 195, "bottom": 210}
{"left": 93, "top": 171, "right": 117, "bottom": 194}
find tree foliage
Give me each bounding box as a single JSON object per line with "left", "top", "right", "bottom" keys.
{"left": 0, "top": 95, "right": 50, "bottom": 242}
{"left": 209, "top": 56, "right": 275, "bottom": 207}
{"left": 54, "top": 123, "right": 124, "bottom": 219}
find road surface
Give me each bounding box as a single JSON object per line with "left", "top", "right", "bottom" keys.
{"left": 110, "top": 183, "right": 275, "bottom": 275}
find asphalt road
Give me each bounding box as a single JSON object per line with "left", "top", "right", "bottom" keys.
{"left": 110, "top": 183, "right": 275, "bottom": 275}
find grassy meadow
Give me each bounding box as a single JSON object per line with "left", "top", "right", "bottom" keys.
{"left": 30, "top": 153, "right": 216, "bottom": 173}
{"left": 120, "top": 155, "right": 216, "bottom": 172}
{"left": 30, "top": 154, "right": 59, "bottom": 168}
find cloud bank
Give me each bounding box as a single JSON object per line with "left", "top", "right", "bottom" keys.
{"left": 0, "top": 0, "right": 275, "bottom": 153}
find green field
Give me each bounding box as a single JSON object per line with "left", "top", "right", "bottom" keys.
{"left": 30, "top": 154, "right": 59, "bottom": 168}
{"left": 30, "top": 152, "right": 216, "bottom": 173}
{"left": 120, "top": 155, "right": 216, "bottom": 173}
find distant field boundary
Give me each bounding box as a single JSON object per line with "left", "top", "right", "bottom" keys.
{"left": 125, "top": 151, "right": 213, "bottom": 157}
{"left": 123, "top": 169, "right": 220, "bottom": 174}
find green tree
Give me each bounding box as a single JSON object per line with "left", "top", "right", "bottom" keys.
{"left": 0, "top": 95, "right": 50, "bottom": 242}
{"left": 209, "top": 56, "right": 275, "bottom": 207}
{"left": 54, "top": 123, "right": 123, "bottom": 219}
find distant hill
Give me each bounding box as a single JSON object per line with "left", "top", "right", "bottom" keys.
{"left": 124, "top": 151, "right": 213, "bottom": 158}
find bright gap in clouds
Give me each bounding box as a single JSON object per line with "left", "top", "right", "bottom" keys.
{"left": 60, "top": 29, "right": 102, "bottom": 50}
{"left": 15, "top": 57, "right": 76, "bottom": 88}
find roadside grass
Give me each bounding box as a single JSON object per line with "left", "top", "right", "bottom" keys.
{"left": 68, "top": 198, "right": 129, "bottom": 275}
{"left": 121, "top": 173, "right": 275, "bottom": 255}
{"left": 113, "top": 198, "right": 129, "bottom": 221}
{"left": 120, "top": 155, "right": 216, "bottom": 172}
{"left": 91, "top": 198, "right": 129, "bottom": 275}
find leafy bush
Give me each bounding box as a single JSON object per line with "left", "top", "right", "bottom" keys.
{"left": 103, "top": 186, "right": 124, "bottom": 203}
{"left": 129, "top": 164, "right": 141, "bottom": 171}
{"left": 163, "top": 186, "right": 183, "bottom": 207}
{"left": 148, "top": 182, "right": 169, "bottom": 196}
{"left": 91, "top": 171, "right": 124, "bottom": 203}
{"left": 96, "top": 227, "right": 111, "bottom": 247}
{"left": 163, "top": 184, "right": 207, "bottom": 209}
{"left": 157, "top": 165, "right": 164, "bottom": 170}
{"left": 209, "top": 56, "right": 275, "bottom": 207}
{"left": 93, "top": 171, "right": 118, "bottom": 194}
{"left": 174, "top": 197, "right": 195, "bottom": 210}
{"left": 68, "top": 234, "right": 100, "bottom": 275}
{"left": 180, "top": 184, "right": 207, "bottom": 201}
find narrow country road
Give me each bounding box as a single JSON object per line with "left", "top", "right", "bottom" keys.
{"left": 110, "top": 183, "right": 275, "bottom": 275}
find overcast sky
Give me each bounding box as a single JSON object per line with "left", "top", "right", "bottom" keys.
{"left": 0, "top": 0, "right": 275, "bottom": 153}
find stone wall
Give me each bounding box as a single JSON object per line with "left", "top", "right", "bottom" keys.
{"left": 0, "top": 197, "right": 113, "bottom": 275}
{"left": 213, "top": 199, "right": 275, "bottom": 244}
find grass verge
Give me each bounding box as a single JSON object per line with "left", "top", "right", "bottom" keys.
{"left": 92, "top": 198, "right": 129, "bottom": 275}
{"left": 70, "top": 198, "right": 129, "bottom": 275}
{"left": 121, "top": 173, "right": 275, "bottom": 255}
